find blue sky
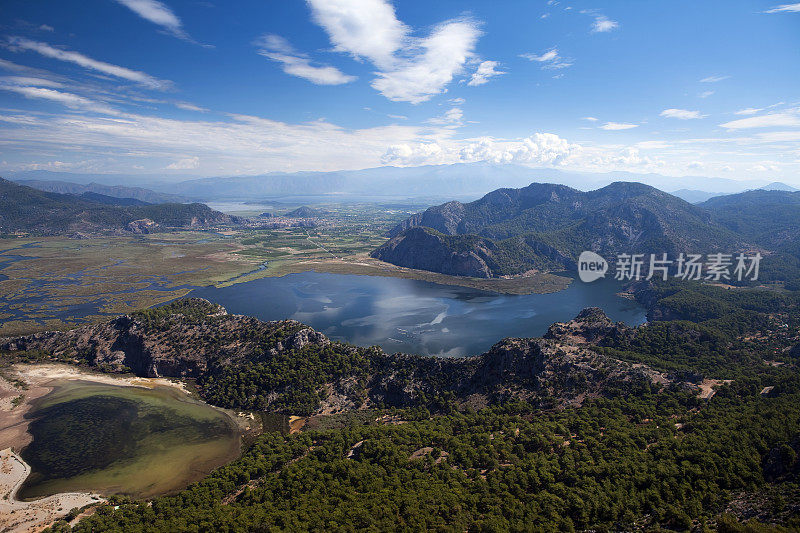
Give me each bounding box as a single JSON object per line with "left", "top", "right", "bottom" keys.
{"left": 0, "top": 0, "right": 798, "bottom": 182}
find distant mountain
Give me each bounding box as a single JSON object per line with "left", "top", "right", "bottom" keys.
{"left": 701, "top": 190, "right": 800, "bottom": 248}
{"left": 79, "top": 191, "right": 149, "bottom": 206}
{"left": 284, "top": 206, "right": 326, "bottom": 218}
{"left": 0, "top": 178, "right": 237, "bottom": 235}
{"left": 7, "top": 164, "right": 781, "bottom": 202}
{"left": 670, "top": 189, "right": 722, "bottom": 204}
{"left": 373, "top": 182, "right": 742, "bottom": 278}
{"left": 759, "top": 182, "right": 798, "bottom": 192}
{"left": 14, "top": 178, "right": 187, "bottom": 204}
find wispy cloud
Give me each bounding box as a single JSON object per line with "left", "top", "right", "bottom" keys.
{"left": 600, "top": 122, "right": 638, "bottom": 130}
{"left": 763, "top": 3, "right": 800, "bottom": 13}
{"left": 255, "top": 34, "right": 356, "bottom": 86}
{"left": 720, "top": 110, "right": 800, "bottom": 129}
{"left": 660, "top": 108, "right": 706, "bottom": 119}
{"left": 306, "top": 0, "right": 484, "bottom": 103}
{"left": 698, "top": 90, "right": 714, "bottom": 98}
{"left": 467, "top": 61, "right": 504, "bottom": 86}
{"left": 6, "top": 37, "right": 173, "bottom": 90}
{"left": 114, "top": 0, "right": 207, "bottom": 46}
{"left": 583, "top": 117, "right": 598, "bottom": 122}
{"left": 426, "top": 107, "right": 463, "bottom": 126}
{"left": 700, "top": 75, "right": 730, "bottom": 83}
{"left": 520, "top": 47, "right": 573, "bottom": 69}
{"left": 0, "top": 84, "right": 116, "bottom": 114}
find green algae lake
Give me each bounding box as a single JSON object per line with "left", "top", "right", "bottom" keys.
{"left": 15, "top": 376, "right": 241, "bottom": 500}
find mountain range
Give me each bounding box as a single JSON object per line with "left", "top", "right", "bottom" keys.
{"left": 7, "top": 164, "right": 785, "bottom": 203}
{"left": 373, "top": 182, "right": 797, "bottom": 279}
{"left": 0, "top": 178, "right": 235, "bottom": 235}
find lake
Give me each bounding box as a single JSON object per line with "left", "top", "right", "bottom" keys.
{"left": 191, "top": 272, "right": 647, "bottom": 357}
{"left": 19, "top": 380, "right": 240, "bottom": 500}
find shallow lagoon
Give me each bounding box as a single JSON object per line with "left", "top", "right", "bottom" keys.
{"left": 192, "top": 272, "right": 647, "bottom": 357}
{"left": 19, "top": 380, "right": 240, "bottom": 500}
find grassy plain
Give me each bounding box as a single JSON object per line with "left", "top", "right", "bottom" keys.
{"left": 0, "top": 202, "right": 570, "bottom": 336}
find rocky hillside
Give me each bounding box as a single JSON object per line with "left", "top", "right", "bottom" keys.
{"left": 1, "top": 298, "right": 689, "bottom": 415}
{"left": 373, "top": 181, "right": 744, "bottom": 277}
{"left": 0, "top": 178, "right": 239, "bottom": 235}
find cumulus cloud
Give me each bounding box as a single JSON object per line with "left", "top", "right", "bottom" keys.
{"left": 660, "top": 108, "right": 706, "bottom": 119}
{"left": 520, "top": 47, "right": 572, "bottom": 69}
{"left": 166, "top": 156, "right": 199, "bottom": 170}
{"left": 255, "top": 34, "right": 356, "bottom": 85}
{"left": 468, "top": 60, "right": 504, "bottom": 86}
{"left": 764, "top": 3, "right": 800, "bottom": 13}
{"left": 6, "top": 37, "right": 172, "bottom": 90}
{"left": 600, "top": 122, "right": 638, "bottom": 130}
{"left": 382, "top": 133, "right": 581, "bottom": 166}
{"left": 426, "top": 107, "right": 463, "bottom": 126}
{"left": 306, "top": 0, "right": 483, "bottom": 103}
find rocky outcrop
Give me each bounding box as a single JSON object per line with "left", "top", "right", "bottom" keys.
{"left": 1, "top": 299, "right": 674, "bottom": 414}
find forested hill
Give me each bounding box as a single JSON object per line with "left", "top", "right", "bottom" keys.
{"left": 0, "top": 178, "right": 238, "bottom": 235}
{"left": 6, "top": 284, "right": 800, "bottom": 531}
{"left": 373, "top": 181, "right": 744, "bottom": 277}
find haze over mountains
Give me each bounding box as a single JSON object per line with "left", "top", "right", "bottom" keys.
{"left": 8, "top": 163, "right": 788, "bottom": 204}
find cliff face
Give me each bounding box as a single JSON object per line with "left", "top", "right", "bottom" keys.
{"left": 371, "top": 227, "right": 495, "bottom": 278}
{"left": 1, "top": 298, "right": 680, "bottom": 415}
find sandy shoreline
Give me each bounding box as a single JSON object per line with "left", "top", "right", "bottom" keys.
{"left": 0, "top": 448, "right": 102, "bottom": 533}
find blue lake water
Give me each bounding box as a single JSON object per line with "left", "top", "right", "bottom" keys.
{"left": 191, "top": 272, "right": 646, "bottom": 357}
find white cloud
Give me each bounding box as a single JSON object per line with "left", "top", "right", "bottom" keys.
{"left": 114, "top": 0, "right": 203, "bottom": 44}
{"left": 306, "top": 0, "right": 482, "bottom": 103}
{"left": 255, "top": 34, "right": 356, "bottom": 85}
{"left": 520, "top": 47, "right": 572, "bottom": 69}
{"left": 600, "top": 122, "right": 638, "bottom": 130}
{"left": 426, "top": 107, "right": 463, "bottom": 126}
{"left": 700, "top": 75, "right": 730, "bottom": 83}
{"left": 369, "top": 19, "right": 482, "bottom": 103}
{"left": 720, "top": 111, "right": 800, "bottom": 130}
{"left": 175, "top": 102, "right": 207, "bottom": 112}
{"left": 698, "top": 90, "right": 714, "bottom": 98}
{"left": 6, "top": 37, "right": 172, "bottom": 90}
{"left": 0, "top": 76, "right": 63, "bottom": 88}
{"left": 583, "top": 116, "right": 598, "bottom": 122}
{"left": 735, "top": 107, "right": 764, "bottom": 115}
{"left": 0, "top": 84, "right": 116, "bottom": 114}
{"left": 166, "top": 156, "right": 199, "bottom": 170}
{"left": 660, "top": 108, "right": 706, "bottom": 120}
{"left": 306, "top": 0, "right": 408, "bottom": 67}
{"left": 39, "top": 24, "right": 54, "bottom": 32}
{"left": 591, "top": 15, "right": 619, "bottom": 32}
{"left": 382, "top": 133, "right": 580, "bottom": 166}
{"left": 449, "top": 97, "right": 465, "bottom": 105}
{"left": 468, "top": 60, "right": 504, "bottom": 86}
{"left": 764, "top": 3, "right": 800, "bottom": 12}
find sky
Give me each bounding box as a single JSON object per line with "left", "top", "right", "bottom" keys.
{"left": 0, "top": 0, "right": 798, "bottom": 182}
